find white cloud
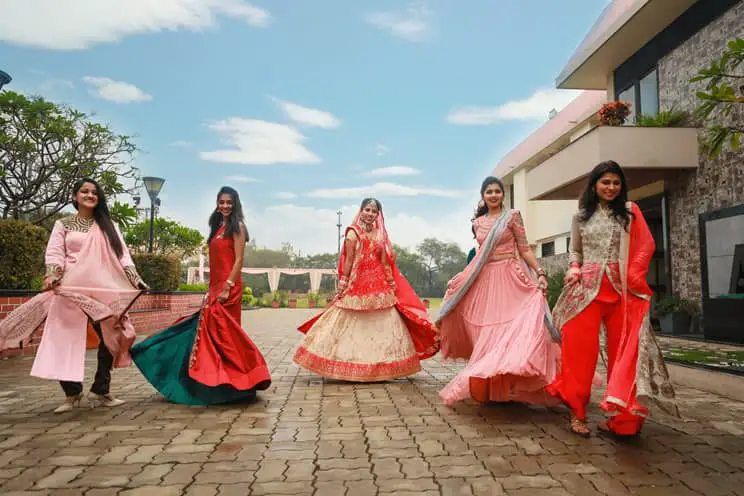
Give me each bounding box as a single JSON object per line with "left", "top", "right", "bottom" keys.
{"left": 224, "top": 175, "right": 260, "bottom": 183}
{"left": 306, "top": 182, "right": 461, "bottom": 199}
{"left": 271, "top": 97, "right": 341, "bottom": 129}
{"left": 0, "top": 0, "right": 270, "bottom": 50}
{"left": 375, "top": 144, "right": 390, "bottom": 156}
{"left": 274, "top": 192, "right": 297, "bottom": 199}
{"left": 365, "top": 166, "right": 421, "bottom": 177}
{"left": 365, "top": 3, "right": 431, "bottom": 42}
{"left": 200, "top": 118, "right": 321, "bottom": 165}
{"left": 171, "top": 140, "right": 193, "bottom": 148}
{"left": 447, "top": 88, "right": 582, "bottom": 125}
{"left": 38, "top": 78, "right": 75, "bottom": 91}
{"left": 83, "top": 76, "right": 153, "bottom": 104}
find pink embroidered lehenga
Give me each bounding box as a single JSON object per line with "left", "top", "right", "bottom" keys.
{"left": 436, "top": 210, "right": 561, "bottom": 405}
{"left": 0, "top": 216, "right": 143, "bottom": 402}
{"left": 294, "top": 207, "right": 439, "bottom": 382}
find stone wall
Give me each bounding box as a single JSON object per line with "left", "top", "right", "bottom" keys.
{"left": 538, "top": 253, "right": 569, "bottom": 276}
{"left": 0, "top": 292, "right": 204, "bottom": 359}
{"left": 657, "top": 1, "right": 744, "bottom": 304}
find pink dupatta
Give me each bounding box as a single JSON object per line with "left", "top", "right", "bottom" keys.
{"left": 0, "top": 223, "right": 141, "bottom": 382}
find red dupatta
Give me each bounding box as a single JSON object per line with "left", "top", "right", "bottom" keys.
{"left": 298, "top": 208, "right": 440, "bottom": 360}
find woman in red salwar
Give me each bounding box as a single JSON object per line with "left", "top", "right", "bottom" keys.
{"left": 294, "top": 198, "right": 439, "bottom": 382}
{"left": 547, "top": 161, "right": 678, "bottom": 437}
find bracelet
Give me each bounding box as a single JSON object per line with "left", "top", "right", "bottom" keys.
{"left": 536, "top": 268, "right": 546, "bottom": 276}
{"left": 569, "top": 262, "right": 580, "bottom": 269}
{"left": 225, "top": 280, "right": 235, "bottom": 288}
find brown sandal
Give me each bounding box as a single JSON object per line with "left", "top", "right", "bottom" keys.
{"left": 570, "top": 417, "right": 591, "bottom": 438}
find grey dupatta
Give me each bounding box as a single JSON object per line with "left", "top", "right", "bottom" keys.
{"left": 435, "top": 210, "right": 560, "bottom": 342}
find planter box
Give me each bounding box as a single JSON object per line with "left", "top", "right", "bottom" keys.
{"left": 271, "top": 301, "right": 279, "bottom": 309}
{"left": 659, "top": 312, "right": 691, "bottom": 336}
{"left": 289, "top": 300, "right": 297, "bottom": 308}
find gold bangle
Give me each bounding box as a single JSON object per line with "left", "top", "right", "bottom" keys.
{"left": 225, "top": 280, "right": 235, "bottom": 287}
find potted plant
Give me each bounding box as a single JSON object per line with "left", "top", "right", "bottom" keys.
{"left": 289, "top": 293, "right": 297, "bottom": 308}
{"left": 307, "top": 292, "right": 318, "bottom": 308}
{"left": 598, "top": 101, "right": 632, "bottom": 126}
{"left": 656, "top": 295, "right": 698, "bottom": 336}
{"left": 423, "top": 299, "right": 430, "bottom": 309}
{"left": 271, "top": 291, "right": 280, "bottom": 309}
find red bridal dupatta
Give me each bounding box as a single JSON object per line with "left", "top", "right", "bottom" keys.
{"left": 298, "top": 210, "right": 440, "bottom": 360}
{"left": 0, "top": 223, "right": 141, "bottom": 382}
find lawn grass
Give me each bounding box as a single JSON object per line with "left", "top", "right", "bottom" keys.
{"left": 662, "top": 348, "right": 744, "bottom": 371}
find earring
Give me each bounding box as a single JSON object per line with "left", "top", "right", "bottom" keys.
{"left": 478, "top": 200, "right": 485, "bottom": 208}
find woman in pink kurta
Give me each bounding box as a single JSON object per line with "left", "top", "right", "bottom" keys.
{"left": 436, "top": 176, "right": 561, "bottom": 406}
{"left": 0, "top": 178, "right": 147, "bottom": 413}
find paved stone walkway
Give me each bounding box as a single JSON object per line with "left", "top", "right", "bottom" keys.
{"left": 1, "top": 309, "right": 743, "bottom": 495}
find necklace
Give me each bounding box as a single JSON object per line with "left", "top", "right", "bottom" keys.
{"left": 361, "top": 222, "right": 373, "bottom": 232}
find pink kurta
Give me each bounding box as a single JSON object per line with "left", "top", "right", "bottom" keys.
{"left": 0, "top": 217, "right": 142, "bottom": 382}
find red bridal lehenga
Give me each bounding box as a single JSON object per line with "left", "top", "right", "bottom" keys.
{"left": 294, "top": 210, "right": 439, "bottom": 382}
{"left": 131, "top": 225, "right": 271, "bottom": 405}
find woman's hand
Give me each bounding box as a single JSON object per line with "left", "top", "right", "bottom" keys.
{"left": 42, "top": 276, "right": 57, "bottom": 291}
{"left": 217, "top": 286, "right": 230, "bottom": 303}
{"left": 388, "top": 279, "right": 396, "bottom": 290}
{"left": 336, "top": 279, "right": 348, "bottom": 297}
{"left": 537, "top": 274, "right": 548, "bottom": 297}
{"left": 564, "top": 267, "right": 580, "bottom": 285}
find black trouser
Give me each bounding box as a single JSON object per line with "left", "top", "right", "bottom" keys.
{"left": 60, "top": 321, "right": 113, "bottom": 397}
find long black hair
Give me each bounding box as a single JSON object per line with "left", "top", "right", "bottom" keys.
{"left": 72, "top": 177, "right": 123, "bottom": 258}
{"left": 578, "top": 160, "right": 632, "bottom": 230}
{"left": 473, "top": 176, "right": 505, "bottom": 219}
{"left": 208, "top": 186, "right": 247, "bottom": 244}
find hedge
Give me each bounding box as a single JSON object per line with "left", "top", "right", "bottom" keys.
{"left": 0, "top": 219, "right": 49, "bottom": 290}
{"left": 132, "top": 253, "right": 181, "bottom": 291}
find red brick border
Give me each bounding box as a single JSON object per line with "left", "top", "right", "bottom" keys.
{"left": 0, "top": 292, "right": 204, "bottom": 359}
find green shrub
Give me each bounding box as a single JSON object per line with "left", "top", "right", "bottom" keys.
{"left": 0, "top": 219, "right": 49, "bottom": 290}
{"left": 132, "top": 253, "right": 180, "bottom": 291}
{"left": 178, "top": 283, "right": 208, "bottom": 292}
{"left": 546, "top": 271, "right": 566, "bottom": 311}
{"left": 243, "top": 287, "right": 253, "bottom": 296}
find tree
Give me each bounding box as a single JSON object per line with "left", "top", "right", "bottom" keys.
{"left": 415, "top": 238, "right": 467, "bottom": 297}
{"left": 110, "top": 201, "right": 138, "bottom": 231}
{"left": 125, "top": 218, "right": 204, "bottom": 257}
{"left": 393, "top": 244, "right": 428, "bottom": 295}
{"left": 0, "top": 91, "right": 139, "bottom": 223}
{"left": 691, "top": 37, "right": 744, "bottom": 158}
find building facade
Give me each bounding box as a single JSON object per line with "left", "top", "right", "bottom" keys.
{"left": 524, "top": 0, "right": 743, "bottom": 342}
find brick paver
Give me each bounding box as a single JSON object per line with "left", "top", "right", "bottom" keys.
{"left": 0, "top": 309, "right": 743, "bottom": 495}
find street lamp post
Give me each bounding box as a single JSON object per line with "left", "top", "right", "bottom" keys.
{"left": 0, "top": 71, "right": 11, "bottom": 91}
{"left": 336, "top": 211, "right": 342, "bottom": 290}
{"left": 142, "top": 176, "right": 165, "bottom": 253}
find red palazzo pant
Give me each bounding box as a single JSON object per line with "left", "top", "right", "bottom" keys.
{"left": 548, "top": 275, "right": 645, "bottom": 435}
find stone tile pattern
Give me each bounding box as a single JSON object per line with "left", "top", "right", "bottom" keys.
{"left": 657, "top": 1, "right": 744, "bottom": 305}
{"left": 0, "top": 293, "right": 203, "bottom": 359}
{"left": 1, "top": 309, "right": 743, "bottom": 495}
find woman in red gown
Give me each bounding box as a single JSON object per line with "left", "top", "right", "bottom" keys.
{"left": 294, "top": 198, "right": 439, "bottom": 381}
{"left": 547, "top": 161, "right": 678, "bottom": 437}
{"left": 131, "top": 187, "right": 271, "bottom": 405}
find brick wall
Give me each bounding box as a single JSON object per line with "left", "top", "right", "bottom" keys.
{"left": 0, "top": 292, "right": 204, "bottom": 359}
{"left": 657, "top": 1, "right": 744, "bottom": 304}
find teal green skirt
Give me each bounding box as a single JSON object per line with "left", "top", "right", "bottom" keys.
{"left": 130, "top": 312, "right": 258, "bottom": 406}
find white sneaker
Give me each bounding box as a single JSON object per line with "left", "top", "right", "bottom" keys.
{"left": 53, "top": 393, "right": 83, "bottom": 414}
{"left": 88, "top": 393, "right": 126, "bottom": 408}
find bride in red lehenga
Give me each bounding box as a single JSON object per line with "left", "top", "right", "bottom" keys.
{"left": 294, "top": 198, "right": 439, "bottom": 382}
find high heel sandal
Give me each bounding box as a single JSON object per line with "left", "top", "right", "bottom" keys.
{"left": 53, "top": 393, "right": 83, "bottom": 414}
{"left": 88, "top": 393, "right": 126, "bottom": 409}
{"left": 569, "top": 417, "right": 591, "bottom": 438}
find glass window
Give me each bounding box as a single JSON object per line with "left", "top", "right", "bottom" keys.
{"left": 618, "top": 85, "right": 636, "bottom": 125}
{"left": 639, "top": 69, "right": 659, "bottom": 117}
{"left": 541, "top": 241, "right": 555, "bottom": 258}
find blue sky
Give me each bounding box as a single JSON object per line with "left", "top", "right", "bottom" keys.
{"left": 0, "top": 0, "right": 605, "bottom": 254}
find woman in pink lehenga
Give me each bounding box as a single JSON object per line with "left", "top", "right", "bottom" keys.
{"left": 0, "top": 178, "right": 147, "bottom": 413}
{"left": 436, "top": 176, "right": 561, "bottom": 406}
